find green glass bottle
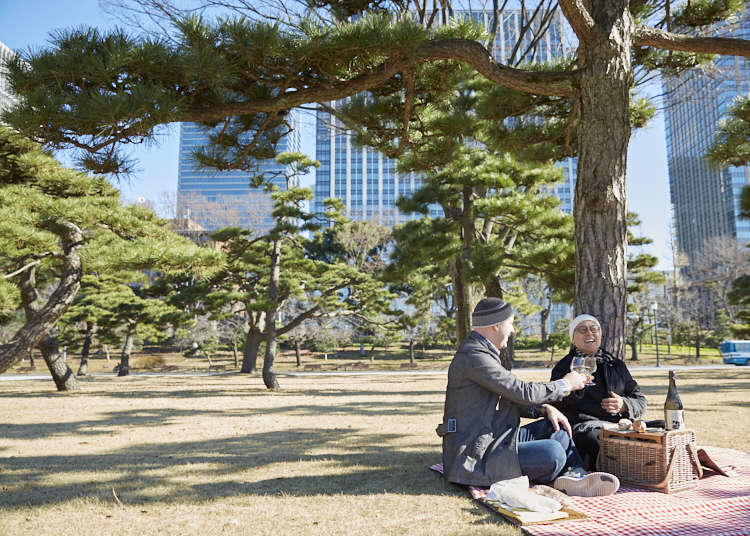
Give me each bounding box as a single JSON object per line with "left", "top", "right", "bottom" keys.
{"left": 664, "top": 370, "right": 685, "bottom": 430}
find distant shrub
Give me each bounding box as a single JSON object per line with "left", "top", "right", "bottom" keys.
{"left": 513, "top": 335, "right": 541, "bottom": 350}
{"left": 136, "top": 354, "right": 166, "bottom": 370}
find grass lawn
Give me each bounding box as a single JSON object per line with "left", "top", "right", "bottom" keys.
{"left": 0, "top": 368, "right": 748, "bottom": 535}
{"left": 5, "top": 340, "right": 725, "bottom": 376}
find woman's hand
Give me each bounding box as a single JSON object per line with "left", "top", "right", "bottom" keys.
{"left": 541, "top": 404, "right": 573, "bottom": 437}
{"left": 601, "top": 391, "right": 625, "bottom": 415}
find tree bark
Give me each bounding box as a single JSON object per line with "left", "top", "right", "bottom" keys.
{"left": 38, "top": 330, "right": 80, "bottom": 391}
{"left": 117, "top": 325, "right": 136, "bottom": 377}
{"left": 263, "top": 239, "right": 281, "bottom": 390}
{"left": 409, "top": 339, "right": 415, "bottom": 363}
{"left": 499, "top": 332, "right": 514, "bottom": 370}
{"left": 0, "top": 221, "right": 84, "bottom": 374}
{"left": 574, "top": 1, "right": 632, "bottom": 360}
{"left": 241, "top": 328, "right": 264, "bottom": 373}
{"left": 540, "top": 290, "right": 552, "bottom": 349}
{"left": 76, "top": 322, "right": 94, "bottom": 376}
{"left": 450, "top": 258, "right": 472, "bottom": 345}
{"left": 630, "top": 328, "right": 639, "bottom": 361}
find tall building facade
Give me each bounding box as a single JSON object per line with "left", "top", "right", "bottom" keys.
{"left": 313, "top": 9, "right": 576, "bottom": 226}
{"left": 0, "top": 41, "right": 19, "bottom": 118}
{"left": 177, "top": 114, "right": 301, "bottom": 232}
{"left": 663, "top": 12, "right": 750, "bottom": 266}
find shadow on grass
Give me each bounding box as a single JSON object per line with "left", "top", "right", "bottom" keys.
{"left": 0, "top": 426, "right": 459, "bottom": 508}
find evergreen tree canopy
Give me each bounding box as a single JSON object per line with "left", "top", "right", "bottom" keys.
{"left": 6, "top": 0, "right": 750, "bottom": 358}
{"left": 0, "top": 126, "right": 220, "bottom": 375}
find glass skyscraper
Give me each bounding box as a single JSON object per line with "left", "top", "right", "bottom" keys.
{"left": 313, "top": 9, "right": 576, "bottom": 226}
{"left": 663, "top": 12, "right": 750, "bottom": 265}
{"left": 177, "top": 114, "right": 301, "bottom": 232}
{"left": 0, "top": 41, "right": 19, "bottom": 118}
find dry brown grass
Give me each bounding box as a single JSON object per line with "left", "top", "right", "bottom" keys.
{"left": 7, "top": 341, "right": 724, "bottom": 376}
{"left": 0, "top": 368, "right": 748, "bottom": 536}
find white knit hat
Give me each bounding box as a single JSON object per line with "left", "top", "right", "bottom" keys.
{"left": 569, "top": 314, "right": 601, "bottom": 341}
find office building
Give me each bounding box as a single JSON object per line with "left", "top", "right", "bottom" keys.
{"left": 0, "top": 40, "right": 19, "bottom": 118}
{"left": 177, "top": 113, "right": 301, "bottom": 232}
{"left": 313, "top": 9, "right": 576, "bottom": 226}
{"left": 663, "top": 11, "right": 750, "bottom": 266}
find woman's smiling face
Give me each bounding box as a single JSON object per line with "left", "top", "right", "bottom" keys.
{"left": 572, "top": 321, "right": 601, "bottom": 355}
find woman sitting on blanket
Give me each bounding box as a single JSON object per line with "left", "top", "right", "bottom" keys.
{"left": 550, "top": 314, "right": 649, "bottom": 470}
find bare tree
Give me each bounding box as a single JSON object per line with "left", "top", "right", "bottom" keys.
{"left": 177, "top": 191, "right": 272, "bottom": 232}
{"left": 689, "top": 236, "right": 750, "bottom": 324}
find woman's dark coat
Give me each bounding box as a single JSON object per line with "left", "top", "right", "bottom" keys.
{"left": 550, "top": 347, "right": 647, "bottom": 435}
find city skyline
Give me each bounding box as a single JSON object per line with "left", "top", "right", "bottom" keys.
{"left": 1, "top": 0, "right": 672, "bottom": 268}
{"left": 663, "top": 11, "right": 750, "bottom": 266}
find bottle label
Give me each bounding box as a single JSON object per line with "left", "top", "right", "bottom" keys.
{"left": 665, "top": 409, "right": 685, "bottom": 430}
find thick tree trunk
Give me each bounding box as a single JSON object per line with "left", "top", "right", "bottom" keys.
{"left": 77, "top": 322, "right": 94, "bottom": 376}
{"left": 117, "top": 325, "right": 136, "bottom": 376}
{"left": 450, "top": 258, "right": 473, "bottom": 345}
{"left": 574, "top": 2, "right": 633, "bottom": 360}
{"left": 630, "top": 333, "right": 638, "bottom": 361}
{"left": 38, "top": 331, "right": 80, "bottom": 391}
{"left": 263, "top": 239, "right": 281, "bottom": 390}
{"left": 0, "top": 221, "right": 83, "bottom": 374}
{"left": 540, "top": 298, "right": 551, "bottom": 349}
{"left": 409, "top": 339, "right": 415, "bottom": 363}
{"left": 498, "top": 332, "right": 514, "bottom": 370}
{"left": 241, "top": 328, "right": 264, "bottom": 373}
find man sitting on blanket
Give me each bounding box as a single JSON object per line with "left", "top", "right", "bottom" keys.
{"left": 436, "top": 298, "right": 620, "bottom": 497}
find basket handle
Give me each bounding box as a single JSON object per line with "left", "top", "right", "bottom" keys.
{"left": 613, "top": 443, "right": 702, "bottom": 491}
{"left": 687, "top": 443, "right": 703, "bottom": 479}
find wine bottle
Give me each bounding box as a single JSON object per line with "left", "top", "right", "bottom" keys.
{"left": 664, "top": 370, "right": 685, "bottom": 430}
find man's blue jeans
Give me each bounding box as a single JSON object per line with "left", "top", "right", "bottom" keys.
{"left": 517, "top": 418, "right": 585, "bottom": 484}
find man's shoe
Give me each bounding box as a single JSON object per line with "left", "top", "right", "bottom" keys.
{"left": 553, "top": 469, "right": 620, "bottom": 497}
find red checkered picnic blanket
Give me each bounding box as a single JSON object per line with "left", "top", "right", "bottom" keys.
{"left": 431, "top": 446, "right": 750, "bottom": 536}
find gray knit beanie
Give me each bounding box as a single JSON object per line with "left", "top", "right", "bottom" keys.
{"left": 472, "top": 298, "right": 513, "bottom": 328}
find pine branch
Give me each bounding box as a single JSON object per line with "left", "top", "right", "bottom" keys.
{"left": 633, "top": 25, "right": 750, "bottom": 56}
{"left": 558, "top": 0, "right": 596, "bottom": 46}
{"left": 182, "top": 39, "right": 577, "bottom": 125}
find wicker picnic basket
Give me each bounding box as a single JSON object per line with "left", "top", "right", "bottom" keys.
{"left": 597, "top": 428, "right": 703, "bottom": 493}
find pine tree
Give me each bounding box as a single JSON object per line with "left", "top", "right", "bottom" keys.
{"left": 0, "top": 126, "right": 219, "bottom": 389}
{"left": 165, "top": 154, "right": 396, "bottom": 389}
{"left": 6, "top": 1, "right": 750, "bottom": 357}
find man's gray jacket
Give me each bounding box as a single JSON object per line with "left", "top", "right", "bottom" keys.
{"left": 437, "top": 332, "right": 570, "bottom": 486}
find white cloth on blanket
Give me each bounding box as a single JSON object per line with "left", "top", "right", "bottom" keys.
{"left": 486, "top": 476, "right": 562, "bottom": 513}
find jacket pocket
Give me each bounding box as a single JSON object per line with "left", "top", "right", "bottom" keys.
{"left": 468, "top": 428, "right": 493, "bottom": 460}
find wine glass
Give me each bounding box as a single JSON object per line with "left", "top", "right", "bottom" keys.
{"left": 570, "top": 356, "right": 597, "bottom": 386}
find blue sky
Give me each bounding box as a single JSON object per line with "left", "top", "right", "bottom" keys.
{"left": 1, "top": 0, "right": 673, "bottom": 269}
